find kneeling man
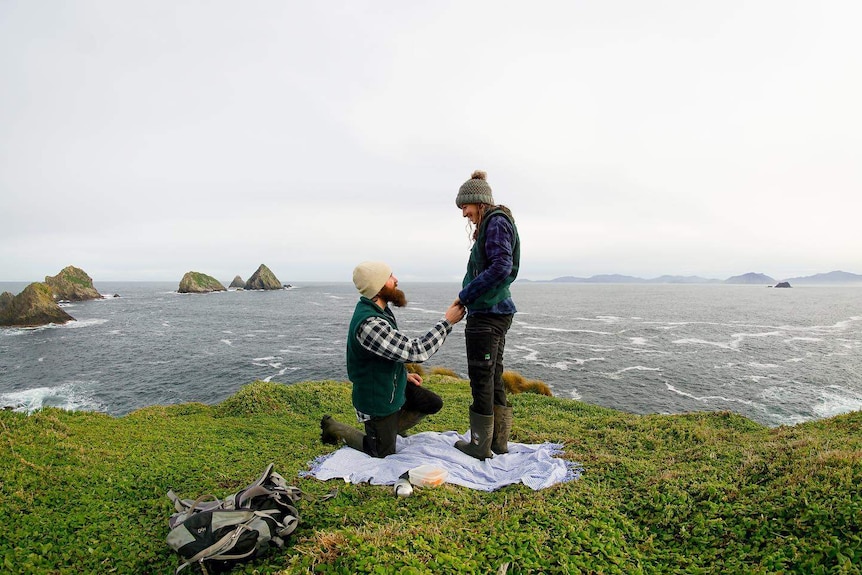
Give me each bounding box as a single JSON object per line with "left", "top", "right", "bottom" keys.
{"left": 321, "top": 261, "right": 465, "bottom": 457}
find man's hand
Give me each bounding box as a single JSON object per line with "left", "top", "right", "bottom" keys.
{"left": 445, "top": 300, "right": 466, "bottom": 325}
{"left": 407, "top": 372, "right": 423, "bottom": 386}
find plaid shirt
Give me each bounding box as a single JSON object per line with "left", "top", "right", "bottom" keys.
{"left": 355, "top": 315, "right": 453, "bottom": 364}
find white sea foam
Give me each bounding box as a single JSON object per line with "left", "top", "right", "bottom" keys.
{"left": 518, "top": 320, "right": 613, "bottom": 335}
{"left": 2, "top": 318, "right": 106, "bottom": 334}
{"left": 512, "top": 344, "right": 604, "bottom": 369}
{"left": 665, "top": 383, "right": 760, "bottom": 410}
{"left": 221, "top": 339, "right": 232, "bottom": 346}
{"left": 262, "top": 366, "right": 299, "bottom": 382}
{"left": 0, "top": 382, "right": 104, "bottom": 414}
{"left": 628, "top": 337, "right": 651, "bottom": 346}
{"left": 811, "top": 387, "right": 862, "bottom": 419}
{"left": 406, "top": 306, "right": 440, "bottom": 315}
{"left": 673, "top": 338, "right": 738, "bottom": 351}
{"left": 604, "top": 366, "right": 661, "bottom": 379}
{"left": 616, "top": 366, "right": 660, "bottom": 374}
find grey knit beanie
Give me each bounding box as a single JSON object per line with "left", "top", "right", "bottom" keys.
{"left": 352, "top": 261, "right": 392, "bottom": 299}
{"left": 456, "top": 170, "right": 494, "bottom": 208}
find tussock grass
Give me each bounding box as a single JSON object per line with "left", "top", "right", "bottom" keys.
{"left": 1, "top": 378, "right": 860, "bottom": 574}
{"left": 502, "top": 370, "right": 553, "bottom": 396}
{"left": 429, "top": 366, "right": 460, "bottom": 378}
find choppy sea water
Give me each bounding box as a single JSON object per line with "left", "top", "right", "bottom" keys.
{"left": 1, "top": 281, "right": 861, "bottom": 427}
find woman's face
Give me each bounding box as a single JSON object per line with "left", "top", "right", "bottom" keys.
{"left": 461, "top": 203, "right": 481, "bottom": 225}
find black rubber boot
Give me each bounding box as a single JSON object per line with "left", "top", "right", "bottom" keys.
{"left": 491, "top": 405, "right": 513, "bottom": 454}
{"left": 320, "top": 415, "right": 365, "bottom": 451}
{"left": 454, "top": 409, "right": 494, "bottom": 460}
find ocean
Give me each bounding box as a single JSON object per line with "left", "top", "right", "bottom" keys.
{"left": 2, "top": 281, "right": 861, "bottom": 427}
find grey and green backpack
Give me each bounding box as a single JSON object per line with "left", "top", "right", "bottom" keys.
{"left": 166, "top": 464, "right": 301, "bottom": 574}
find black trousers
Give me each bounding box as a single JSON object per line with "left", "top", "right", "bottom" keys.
{"left": 465, "top": 313, "right": 513, "bottom": 416}
{"left": 362, "top": 379, "right": 442, "bottom": 458}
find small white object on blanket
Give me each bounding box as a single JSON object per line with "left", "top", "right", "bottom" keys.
{"left": 305, "top": 430, "right": 582, "bottom": 492}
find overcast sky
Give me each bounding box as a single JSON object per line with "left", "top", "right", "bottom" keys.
{"left": 2, "top": 1, "right": 860, "bottom": 283}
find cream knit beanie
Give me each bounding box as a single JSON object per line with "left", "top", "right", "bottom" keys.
{"left": 352, "top": 261, "right": 392, "bottom": 298}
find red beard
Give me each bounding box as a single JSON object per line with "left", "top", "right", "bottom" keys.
{"left": 379, "top": 285, "right": 407, "bottom": 307}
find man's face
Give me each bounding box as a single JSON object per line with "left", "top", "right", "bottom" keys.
{"left": 378, "top": 274, "right": 407, "bottom": 307}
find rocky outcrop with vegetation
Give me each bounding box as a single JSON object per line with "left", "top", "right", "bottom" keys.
{"left": 0, "top": 282, "right": 75, "bottom": 326}
{"left": 178, "top": 272, "right": 226, "bottom": 294}
{"left": 229, "top": 275, "right": 245, "bottom": 288}
{"left": 44, "top": 265, "right": 103, "bottom": 301}
{"left": 244, "top": 264, "right": 282, "bottom": 290}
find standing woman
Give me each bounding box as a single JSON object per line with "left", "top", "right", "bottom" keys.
{"left": 453, "top": 170, "right": 520, "bottom": 460}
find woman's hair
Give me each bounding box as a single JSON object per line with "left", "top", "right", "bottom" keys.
{"left": 468, "top": 204, "right": 514, "bottom": 241}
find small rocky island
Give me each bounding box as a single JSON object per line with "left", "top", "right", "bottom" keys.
{"left": 45, "top": 265, "right": 104, "bottom": 301}
{"left": 244, "top": 264, "right": 283, "bottom": 290}
{"left": 178, "top": 272, "right": 227, "bottom": 294}
{"left": 0, "top": 282, "right": 75, "bottom": 327}
{"left": 229, "top": 275, "right": 245, "bottom": 288}
{"left": 774, "top": 282, "right": 792, "bottom": 288}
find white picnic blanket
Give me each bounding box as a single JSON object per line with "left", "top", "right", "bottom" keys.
{"left": 304, "top": 430, "right": 583, "bottom": 492}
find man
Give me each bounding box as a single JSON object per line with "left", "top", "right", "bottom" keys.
{"left": 321, "top": 261, "right": 466, "bottom": 458}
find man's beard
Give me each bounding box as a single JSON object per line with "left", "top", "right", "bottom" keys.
{"left": 379, "top": 285, "right": 407, "bottom": 308}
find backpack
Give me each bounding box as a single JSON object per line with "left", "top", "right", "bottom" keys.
{"left": 166, "top": 464, "right": 301, "bottom": 574}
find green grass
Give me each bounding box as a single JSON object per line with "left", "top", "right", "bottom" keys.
{"left": 1, "top": 378, "right": 860, "bottom": 574}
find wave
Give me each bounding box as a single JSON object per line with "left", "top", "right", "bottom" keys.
{"left": 1, "top": 318, "right": 107, "bottom": 335}
{"left": 811, "top": 386, "right": 862, "bottom": 419}
{"left": 0, "top": 382, "right": 105, "bottom": 414}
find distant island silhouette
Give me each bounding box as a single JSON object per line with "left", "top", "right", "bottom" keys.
{"left": 525, "top": 270, "right": 862, "bottom": 285}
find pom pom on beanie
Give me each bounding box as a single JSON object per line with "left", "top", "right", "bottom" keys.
{"left": 456, "top": 170, "right": 494, "bottom": 208}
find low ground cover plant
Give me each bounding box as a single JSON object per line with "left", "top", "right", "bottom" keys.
{"left": 1, "top": 378, "right": 860, "bottom": 574}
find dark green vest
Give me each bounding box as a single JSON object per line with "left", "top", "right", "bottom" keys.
{"left": 463, "top": 208, "right": 520, "bottom": 310}
{"left": 346, "top": 297, "right": 407, "bottom": 417}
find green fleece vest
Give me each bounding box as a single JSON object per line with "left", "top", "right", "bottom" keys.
{"left": 463, "top": 208, "right": 521, "bottom": 310}
{"left": 346, "top": 297, "right": 407, "bottom": 417}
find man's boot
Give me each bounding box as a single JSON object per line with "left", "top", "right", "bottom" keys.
{"left": 397, "top": 410, "right": 426, "bottom": 436}
{"left": 320, "top": 415, "right": 365, "bottom": 451}
{"left": 454, "top": 409, "right": 494, "bottom": 460}
{"left": 491, "top": 404, "right": 513, "bottom": 454}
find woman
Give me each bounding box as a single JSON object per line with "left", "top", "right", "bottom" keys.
{"left": 453, "top": 170, "right": 521, "bottom": 460}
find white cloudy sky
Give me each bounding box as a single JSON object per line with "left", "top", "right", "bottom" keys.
{"left": 2, "top": 1, "right": 860, "bottom": 283}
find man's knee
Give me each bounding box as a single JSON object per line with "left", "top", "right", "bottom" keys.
{"left": 425, "top": 393, "right": 443, "bottom": 414}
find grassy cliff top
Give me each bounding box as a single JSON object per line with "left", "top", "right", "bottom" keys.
{"left": 1, "top": 377, "right": 860, "bottom": 574}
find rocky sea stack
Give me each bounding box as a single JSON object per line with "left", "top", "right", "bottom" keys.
{"left": 178, "top": 272, "right": 226, "bottom": 294}
{"left": 0, "top": 282, "right": 75, "bottom": 327}
{"left": 229, "top": 275, "right": 245, "bottom": 289}
{"left": 45, "top": 266, "right": 103, "bottom": 301}
{"left": 244, "top": 264, "right": 282, "bottom": 290}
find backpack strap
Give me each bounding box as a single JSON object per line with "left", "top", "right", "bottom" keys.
{"left": 168, "top": 491, "right": 222, "bottom": 514}
{"left": 236, "top": 485, "right": 273, "bottom": 508}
